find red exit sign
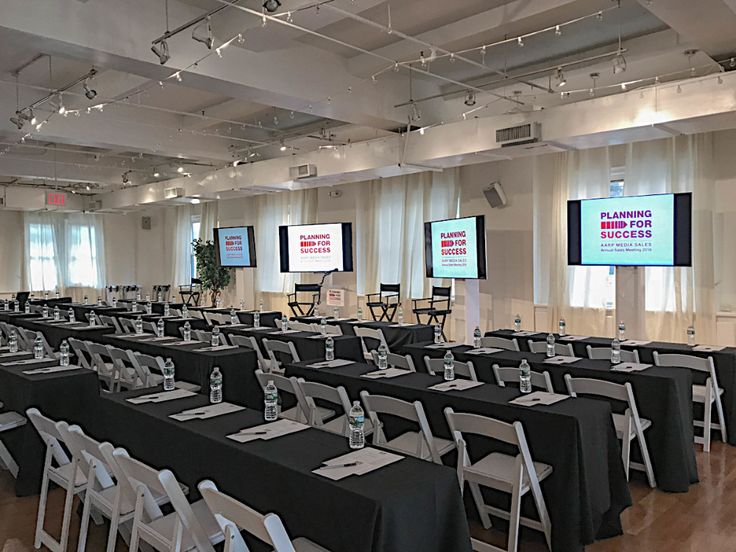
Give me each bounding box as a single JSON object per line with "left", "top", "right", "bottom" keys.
{"left": 46, "top": 192, "right": 66, "bottom": 206}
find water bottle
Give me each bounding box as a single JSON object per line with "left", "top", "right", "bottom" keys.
{"left": 157, "top": 291, "right": 163, "bottom": 302}
{"left": 332, "top": 307, "right": 340, "bottom": 319}
{"left": 53, "top": 306, "right": 60, "bottom": 321}
{"left": 97, "top": 296, "right": 102, "bottom": 306}
{"left": 182, "top": 304, "right": 188, "bottom": 318}
{"left": 211, "top": 326, "right": 221, "bottom": 347}
{"left": 433, "top": 325, "right": 442, "bottom": 344}
{"left": 325, "top": 336, "right": 335, "bottom": 361}
{"left": 357, "top": 305, "right": 364, "bottom": 321}
{"left": 33, "top": 335, "right": 44, "bottom": 359}
{"left": 253, "top": 311, "right": 261, "bottom": 328}
{"left": 210, "top": 367, "right": 223, "bottom": 404}
{"left": 89, "top": 310, "right": 96, "bottom": 327}
{"left": 519, "top": 359, "right": 532, "bottom": 393}
{"left": 134, "top": 316, "right": 143, "bottom": 334}
{"left": 157, "top": 318, "right": 165, "bottom": 337}
{"left": 112, "top": 296, "right": 118, "bottom": 308}
{"left": 264, "top": 380, "right": 278, "bottom": 421}
{"left": 13, "top": 300, "right": 19, "bottom": 312}
{"left": 473, "top": 326, "right": 482, "bottom": 348}
{"left": 163, "top": 302, "right": 170, "bottom": 317}
{"left": 397, "top": 305, "right": 404, "bottom": 325}
{"left": 281, "top": 315, "right": 288, "bottom": 332}
{"left": 314, "top": 304, "right": 320, "bottom": 318}
{"left": 514, "top": 314, "right": 522, "bottom": 332}
{"left": 145, "top": 294, "right": 150, "bottom": 303}
{"left": 24, "top": 301, "right": 30, "bottom": 314}
{"left": 258, "top": 298, "right": 264, "bottom": 312}
{"left": 163, "top": 358, "right": 175, "bottom": 391}
{"left": 618, "top": 321, "right": 626, "bottom": 341}
{"left": 559, "top": 318, "right": 567, "bottom": 336}
{"left": 443, "top": 351, "right": 455, "bottom": 381}
{"left": 59, "top": 340, "right": 70, "bottom": 367}
{"left": 320, "top": 318, "right": 327, "bottom": 336}
{"left": 183, "top": 321, "right": 192, "bottom": 342}
{"left": 54, "top": 289, "right": 60, "bottom": 299}
{"left": 230, "top": 308, "right": 238, "bottom": 325}
{"left": 131, "top": 299, "right": 138, "bottom": 312}
{"left": 546, "top": 334, "right": 556, "bottom": 357}
{"left": 136, "top": 291, "right": 141, "bottom": 301}
{"left": 216, "top": 296, "right": 222, "bottom": 309}
{"left": 43, "top": 291, "right": 49, "bottom": 301}
{"left": 687, "top": 325, "right": 696, "bottom": 347}
{"left": 146, "top": 301, "right": 152, "bottom": 315}
{"left": 83, "top": 295, "right": 89, "bottom": 305}
{"left": 3, "top": 299, "right": 7, "bottom": 311}
{"left": 349, "top": 401, "right": 365, "bottom": 449}
{"left": 239, "top": 299, "right": 245, "bottom": 311}
{"left": 611, "top": 339, "right": 621, "bottom": 364}
{"left": 68, "top": 308, "right": 75, "bottom": 323}
{"left": 8, "top": 331, "right": 18, "bottom": 353}
{"left": 377, "top": 344, "right": 388, "bottom": 369}
{"left": 42, "top": 304, "right": 49, "bottom": 318}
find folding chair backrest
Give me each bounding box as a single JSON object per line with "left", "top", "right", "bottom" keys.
{"left": 59, "top": 424, "right": 114, "bottom": 489}
{"left": 528, "top": 340, "right": 575, "bottom": 357}
{"left": 380, "top": 283, "right": 400, "bottom": 298}
{"left": 112, "top": 448, "right": 168, "bottom": 521}
{"left": 296, "top": 379, "right": 350, "bottom": 428}
{"left": 19, "top": 328, "right": 37, "bottom": 350}
{"left": 492, "top": 365, "right": 554, "bottom": 393}
{"left": 586, "top": 345, "right": 640, "bottom": 363}
{"left": 118, "top": 317, "right": 136, "bottom": 334}
{"left": 107, "top": 346, "right": 136, "bottom": 387}
{"left": 354, "top": 327, "right": 388, "bottom": 354}
{"left": 370, "top": 351, "right": 416, "bottom": 372}
{"left": 199, "top": 480, "right": 297, "bottom": 552}
{"left": 653, "top": 352, "right": 713, "bottom": 373}
{"left": 99, "top": 443, "right": 138, "bottom": 510}
{"left": 86, "top": 342, "right": 112, "bottom": 370}
{"left": 129, "top": 351, "right": 163, "bottom": 387}
{"left": 423, "top": 356, "right": 477, "bottom": 381}
{"left": 26, "top": 408, "right": 72, "bottom": 468}
{"left": 263, "top": 339, "right": 300, "bottom": 368}
{"left": 99, "top": 315, "right": 122, "bottom": 333}
{"left": 68, "top": 338, "right": 92, "bottom": 370}
{"left": 480, "top": 336, "right": 520, "bottom": 351}
{"left": 255, "top": 370, "right": 302, "bottom": 405}
{"left": 289, "top": 321, "right": 313, "bottom": 332}
{"left": 564, "top": 374, "right": 640, "bottom": 421}
{"left": 444, "top": 408, "right": 522, "bottom": 448}
{"left": 159, "top": 469, "right": 218, "bottom": 552}
{"left": 196, "top": 330, "right": 212, "bottom": 342}
{"left": 229, "top": 334, "right": 265, "bottom": 361}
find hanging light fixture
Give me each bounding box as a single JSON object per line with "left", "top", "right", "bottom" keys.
{"left": 263, "top": 0, "right": 281, "bottom": 13}
{"left": 555, "top": 67, "right": 567, "bottom": 88}
{"left": 192, "top": 16, "right": 214, "bottom": 49}
{"left": 83, "top": 79, "right": 97, "bottom": 100}
{"left": 151, "top": 40, "right": 171, "bottom": 64}
{"left": 464, "top": 91, "right": 477, "bottom": 106}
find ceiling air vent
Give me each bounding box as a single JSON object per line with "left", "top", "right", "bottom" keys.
{"left": 164, "top": 187, "right": 185, "bottom": 200}
{"left": 496, "top": 123, "right": 541, "bottom": 147}
{"left": 289, "top": 164, "right": 317, "bottom": 179}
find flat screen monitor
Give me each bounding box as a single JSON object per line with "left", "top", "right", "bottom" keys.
{"left": 567, "top": 192, "right": 692, "bottom": 266}
{"left": 424, "top": 215, "right": 487, "bottom": 279}
{"left": 214, "top": 226, "right": 257, "bottom": 268}
{"left": 279, "top": 222, "right": 354, "bottom": 273}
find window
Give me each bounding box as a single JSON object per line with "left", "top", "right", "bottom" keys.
{"left": 67, "top": 224, "right": 100, "bottom": 287}
{"left": 28, "top": 223, "right": 58, "bottom": 291}
{"left": 190, "top": 215, "right": 201, "bottom": 277}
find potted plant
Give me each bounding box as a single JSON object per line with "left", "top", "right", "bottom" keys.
{"left": 192, "top": 238, "right": 232, "bottom": 306}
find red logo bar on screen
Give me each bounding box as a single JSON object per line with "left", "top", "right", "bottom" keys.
{"left": 600, "top": 221, "right": 628, "bottom": 229}
{"left": 301, "top": 240, "right": 317, "bottom": 247}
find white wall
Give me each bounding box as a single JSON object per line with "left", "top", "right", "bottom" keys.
{"left": 0, "top": 210, "right": 23, "bottom": 292}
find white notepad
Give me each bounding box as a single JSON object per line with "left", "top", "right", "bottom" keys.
{"left": 360, "top": 368, "right": 412, "bottom": 379}
{"left": 693, "top": 345, "right": 726, "bottom": 352}
{"left": 509, "top": 391, "right": 569, "bottom": 407}
{"left": 611, "top": 362, "right": 652, "bottom": 373}
{"left": 313, "top": 448, "right": 404, "bottom": 480}
{"left": 464, "top": 347, "right": 503, "bottom": 355}
{"left": 127, "top": 388, "right": 197, "bottom": 404}
{"left": 428, "top": 379, "right": 484, "bottom": 392}
{"left": 227, "top": 420, "right": 310, "bottom": 443}
{"left": 511, "top": 331, "right": 537, "bottom": 337}
{"left": 558, "top": 335, "right": 590, "bottom": 342}
{"left": 426, "top": 342, "right": 462, "bottom": 350}
{"left": 308, "top": 359, "right": 354, "bottom": 369}
{"left": 23, "top": 365, "right": 81, "bottom": 375}
{"left": 621, "top": 340, "right": 651, "bottom": 347}
{"left": 543, "top": 356, "right": 580, "bottom": 365}
{"left": 170, "top": 402, "right": 245, "bottom": 421}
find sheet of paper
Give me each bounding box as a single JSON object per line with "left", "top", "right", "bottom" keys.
{"left": 170, "top": 402, "right": 245, "bottom": 421}
{"left": 193, "top": 345, "right": 239, "bottom": 352}
{"left": 143, "top": 336, "right": 178, "bottom": 342}
{"left": 388, "top": 323, "right": 420, "bottom": 328}
{"left": 426, "top": 342, "right": 463, "bottom": 350}
{"left": 543, "top": 356, "right": 581, "bottom": 365}
{"left": 23, "top": 365, "right": 81, "bottom": 375}
{"left": 360, "top": 367, "right": 412, "bottom": 379}
{"left": 227, "top": 419, "right": 310, "bottom": 443}
{"left": 511, "top": 331, "right": 538, "bottom": 337}
{"left": 558, "top": 335, "right": 590, "bottom": 341}
{"left": 127, "top": 388, "right": 197, "bottom": 404}
{"left": 308, "top": 359, "right": 354, "bottom": 369}
{"left": 464, "top": 347, "right": 503, "bottom": 355}
{"left": 277, "top": 329, "right": 301, "bottom": 334}
{"left": 693, "top": 345, "right": 726, "bottom": 352}
{"left": 428, "top": 379, "right": 484, "bottom": 392}
{"left": 166, "top": 340, "right": 205, "bottom": 347}
{"left": 610, "top": 362, "right": 652, "bottom": 373}
{"left": 1, "top": 358, "right": 54, "bottom": 366}
{"left": 621, "top": 340, "right": 651, "bottom": 346}
{"left": 509, "top": 391, "right": 570, "bottom": 407}
{"left": 313, "top": 448, "right": 404, "bottom": 480}
{"left": 0, "top": 351, "right": 30, "bottom": 358}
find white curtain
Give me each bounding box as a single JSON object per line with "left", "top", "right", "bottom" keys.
{"left": 625, "top": 134, "right": 716, "bottom": 342}
{"left": 24, "top": 211, "right": 62, "bottom": 292}
{"left": 172, "top": 205, "right": 193, "bottom": 286}
{"left": 198, "top": 201, "right": 219, "bottom": 242}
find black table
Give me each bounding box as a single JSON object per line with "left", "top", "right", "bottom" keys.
{"left": 114, "top": 311, "right": 210, "bottom": 337}
{"left": 28, "top": 296, "right": 73, "bottom": 307}
{"left": 0, "top": 360, "right": 100, "bottom": 496}
{"left": 101, "top": 334, "right": 258, "bottom": 405}
{"left": 489, "top": 329, "right": 736, "bottom": 445}
{"left": 3, "top": 316, "right": 115, "bottom": 348}
{"left": 285, "top": 361, "right": 630, "bottom": 552}
{"left": 93, "top": 388, "right": 472, "bottom": 552}
{"left": 194, "top": 307, "right": 283, "bottom": 328}
{"left": 404, "top": 341, "right": 697, "bottom": 493}
{"left": 60, "top": 303, "right": 130, "bottom": 323}
{"left": 295, "top": 317, "right": 434, "bottom": 352}
{"left": 117, "top": 300, "right": 186, "bottom": 315}
{"left": 0, "top": 311, "right": 41, "bottom": 324}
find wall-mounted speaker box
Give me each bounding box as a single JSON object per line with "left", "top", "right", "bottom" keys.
{"left": 483, "top": 182, "right": 507, "bottom": 208}
{"left": 141, "top": 216, "right": 152, "bottom": 230}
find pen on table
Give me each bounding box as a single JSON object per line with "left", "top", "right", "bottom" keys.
{"left": 319, "top": 462, "right": 360, "bottom": 470}
{"left": 238, "top": 430, "right": 270, "bottom": 436}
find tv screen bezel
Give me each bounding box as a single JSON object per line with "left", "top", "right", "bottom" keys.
{"left": 424, "top": 215, "right": 487, "bottom": 279}
{"left": 278, "top": 222, "right": 354, "bottom": 273}
{"left": 214, "top": 226, "right": 258, "bottom": 268}
{"left": 567, "top": 191, "right": 692, "bottom": 267}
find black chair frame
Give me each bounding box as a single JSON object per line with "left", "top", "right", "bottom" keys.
{"left": 287, "top": 283, "right": 322, "bottom": 317}
{"left": 179, "top": 278, "right": 202, "bottom": 306}
{"left": 412, "top": 286, "right": 452, "bottom": 339}
{"left": 366, "top": 283, "right": 401, "bottom": 322}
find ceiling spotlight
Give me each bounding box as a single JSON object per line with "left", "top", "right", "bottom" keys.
{"left": 517, "top": 36, "right": 524, "bottom": 47}
{"left": 263, "top": 0, "right": 281, "bottom": 13}
{"left": 122, "top": 172, "right": 130, "bottom": 184}
{"left": 83, "top": 79, "right": 97, "bottom": 100}
{"left": 177, "top": 166, "right": 184, "bottom": 173}
{"left": 464, "top": 91, "right": 476, "bottom": 106}
{"left": 232, "top": 159, "right": 244, "bottom": 167}
{"left": 190, "top": 198, "right": 201, "bottom": 205}
{"left": 555, "top": 25, "right": 562, "bottom": 37}
{"left": 18, "top": 109, "right": 36, "bottom": 125}
{"left": 153, "top": 171, "right": 160, "bottom": 178}
{"left": 555, "top": 67, "right": 567, "bottom": 88}
{"left": 151, "top": 40, "right": 170, "bottom": 64}
{"left": 86, "top": 185, "right": 91, "bottom": 191}
{"left": 192, "top": 17, "right": 214, "bottom": 49}
{"left": 613, "top": 53, "right": 627, "bottom": 74}
{"left": 9, "top": 114, "right": 24, "bottom": 130}
{"left": 279, "top": 140, "right": 287, "bottom": 152}
{"left": 410, "top": 102, "right": 421, "bottom": 121}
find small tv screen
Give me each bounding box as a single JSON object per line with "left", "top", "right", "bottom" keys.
{"left": 214, "top": 226, "right": 257, "bottom": 268}
{"left": 424, "top": 215, "right": 487, "bottom": 279}
{"left": 279, "top": 222, "right": 354, "bottom": 273}
{"left": 567, "top": 192, "right": 692, "bottom": 266}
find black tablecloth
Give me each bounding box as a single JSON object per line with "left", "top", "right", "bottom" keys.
{"left": 295, "top": 317, "right": 434, "bottom": 352}
{"left": 194, "top": 308, "right": 283, "bottom": 328}
{"left": 0, "top": 311, "right": 41, "bottom": 324}
{"left": 28, "top": 296, "right": 73, "bottom": 307}
{"left": 60, "top": 303, "right": 130, "bottom": 322}
{"left": 489, "top": 329, "right": 736, "bottom": 445}
{"left": 101, "top": 334, "right": 257, "bottom": 405}
{"left": 0, "top": 361, "right": 99, "bottom": 496}
{"left": 404, "top": 341, "right": 697, "bottom": 493}
{"left": 114, "top": 312, "right": 210, "bottom": 337}
{"left": 3, "top": 316, "right": 115, "bottom": 348}
{"left": 92, "top": 389, "right": 472, "bottom": 552}
{"left": 285, "top": 361, "right": 630, "bottom": 552}
{"left": 117, "top": 300, "right": 186, "bottom": 315}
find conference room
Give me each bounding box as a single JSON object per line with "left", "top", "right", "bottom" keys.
{"left": 1, "top": 0, "right": 735, "bottom": 551}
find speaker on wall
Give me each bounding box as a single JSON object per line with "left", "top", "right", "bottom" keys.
{"left": 483, "top": 181, "right": 507, "bottom": 208}
{"left": 141, "top": 216, "right": 152, "bottom": 230}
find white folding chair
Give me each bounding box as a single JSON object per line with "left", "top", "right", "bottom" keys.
{"left": 586, "top": 345, "right": 640, "bottom": 363}
{"left": 195, "top": 330, "right": 212, "bottom": 343}
{"left": 99, "top": 315, "right": 122, "bottom": 333}
{"left": 289, "top": 321, "right": 314, "bottom": 332}
{"left": 254, "top": 370, "right": 332, "bottom": 423}
{"left": 294, "top": 379, "right": 373, "bottom": 437}
{"left": 129, "top": 352, "right": 201, "bottom": 393}
{"left": 528, "top": 340, "right": 575, "bottom": 357}
{"left": 112, "top": 448, "right": 223, "bottom": 552}
{"left": 564, "top": 374, "right": 656, "bottom": 487}
{"left": 199, "top": 480, "right": 332, "bottom": 552}
{"left": 370, "top": 350, "right": 416, "bottom": 372}
{"left": 68, "top": 338, "right": 93, "bottom": 371}
{"left": 86, "top": 342, "right": 118, "bottom": 392}
{"left": 118, "top": 317, "right": 136, "bottom": 334}
{"left": 0, "top": 410, "right": 26, "bottom": 478}
{"left": 107, "top": 346, "right": 140, "bottom": 391}
{"left": 653, "top": 352, "right": 727, "bottom": 452}
{"left": 444, "top": 408, "right": 553, "bottom": 552}
{"left": 354, "top": 327, "right": 389, "bottom": 360}
{"left": 229, "top": 334, "right": 273, "bottom": 372}
{"left": 360, "top": 391, "right": 454, "bottom": 464}
{"left": 262, "top": 339, "right": 300, "bottom": 372}
{"left": 19, "top": 327, "right": 38, "bottom": 351}
{"left": 480, "top": 336, "right": 520, "bottom": 351}
{"left": 493, "top": 364, "right": 554, "bottom": 393}
{"left": 423, "top": 356, "right": 478, "bottom": 381}
{"left": 309, "top": 323, "right": 342, "bottom": 336}
{"left": 27, "top": 409, "right": 88, "bottom": 552}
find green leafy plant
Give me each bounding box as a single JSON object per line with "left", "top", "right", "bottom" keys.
{"left": 192, "top": 238, "right": 232, "bottom": 306}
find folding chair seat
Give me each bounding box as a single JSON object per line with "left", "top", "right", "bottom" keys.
{"left": 493, "top": 365, "right": 554, "bottom": 393}
{"left": 254, "top": 370, "right": 333, "bottom": 424}
{"left": 424, "top": 356, "right": 478, "bottom": 381}
{"left": 528, "top": 340, "right": 575, "bottom": 357}
{"left": 0, "top": 410, "right": 26, "bottom": 478}
{"left": 262, "top": 339, "right": 300, "bottom": 373}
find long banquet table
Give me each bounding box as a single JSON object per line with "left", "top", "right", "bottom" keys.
{"left": 0, "top": 311, "right": 115, "bottom": 348}
{"left": 285, "top": 360, "right": 631, "bottom": 552}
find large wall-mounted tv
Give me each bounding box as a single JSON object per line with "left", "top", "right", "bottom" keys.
{"left": 279, "top": 222, "right": 354, "bottom": 273}
{"left": 424, "top": 215, "right": 487, "bottom": 279}
{"left": 214, "top": 226, "right": 257, "bottom": 268}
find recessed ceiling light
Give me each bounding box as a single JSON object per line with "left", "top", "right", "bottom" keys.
{"left": 190, "top": 198, "right": 200, "bottom": 204}
{"left": 177, "top": 166, "right": 184, "bottom": 173}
